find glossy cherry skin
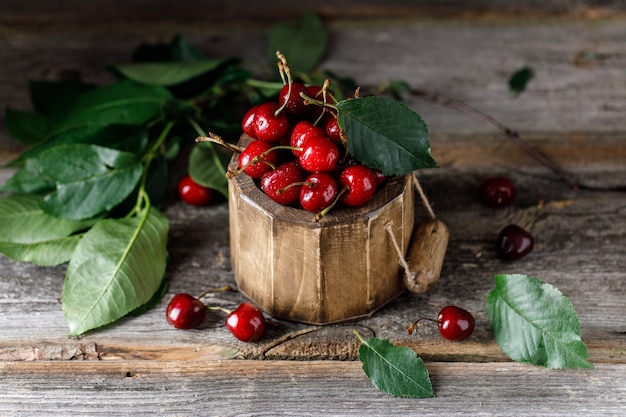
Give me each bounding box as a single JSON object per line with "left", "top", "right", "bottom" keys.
{"left": 298, "top": 136, "right": 339, "bottom": 173}
{"left": 479, "top": 176, "right": 516, "bottom": 208}
{"left": 437, "top": 306, "right": 475, "bottom": 341}
{"left": 496, "top": 224, "right": 534, "bottom": 260}
{"left": 261, "top": 162, "right": 304, "bottom": 205}
{"left": 290, "top": 121, "right": 325, "bottom": 157}
{"left": 241, "top": 104, "right": 259, "bottom": 138}
{"left": 339, "top": 165, "right": 378, "bottom": 207}
{"left": 178, "top": 175, "right": 213, "bottom": 206}
{"left": 166, "top": 293, "right": 206, "bottom": 329}
{"left": 299, "top": 173, "right": 338, "bottom": 213}
{"left": 324, "top": 115, "right": 342, "bottom": 144}
{"left": 253, "top": 102, "right": 290, "bottom": 142}
{"left": 279, "top": 82, "right": 311, "bottom": 117}
{"left": 225, "top": 302, "right": 266, "bottom": 342}
{"left": 237, "top": 140, "right": 280, "bottom": 179}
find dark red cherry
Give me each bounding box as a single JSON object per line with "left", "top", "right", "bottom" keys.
{"left": 278, "top": 82, "right": 311, "bottom": 117}
{"left": 437, "top": 306, "right": 475, "bottom": 341}
{"left": 299, "top": 173, "right": 338, "bottom": 213}
{"left": 496, "top": 224, "right": 534, "bottom": 260}
{"left": 480, "top": 176, "right": 516, "bottom": 208}
{"left": 225, "top": 302, "right": 266, "bottom": 342}
{"left": 165, "top": 293, "right": 206, "bottom": 329}
{"left": 324, "top": 115, "right": 342, "bottom": 144}
{"left": 261, "top": 162, "right": 304, "bottom": 205}
{"left": 178, "top": 175, "right": 213, "bottom": 206}
{"left": 298, "top": 136, "right": 339, "bottom": 173}
{"left": 253, "top": 102, "right": 289, "bottom": 142}
{"left": 339, "top": 165, "right": 378, "bottom": 207}
{"left": 237, "top": 140, "right": 281, "bottom": 179}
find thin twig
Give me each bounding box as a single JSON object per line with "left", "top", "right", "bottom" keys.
{"left": 409, "top": 88, "right": 581, "bottom": 190}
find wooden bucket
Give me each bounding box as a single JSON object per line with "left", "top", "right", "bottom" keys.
{"left": 228, "top": 137, "right": 414, "bottom": 324}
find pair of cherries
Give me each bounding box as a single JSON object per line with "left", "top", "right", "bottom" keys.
{"left": 165, "top": 293, "right": 265, "bottom": 343}
{"left": 479, "top": 176, "right": 534, "bottom": 260}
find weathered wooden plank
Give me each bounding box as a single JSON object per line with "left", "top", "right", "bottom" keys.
{"left": 1, "top": 16, "right": 624, "bottom": 151}
{"left": 1, "top": 360, "right": 625, "bottom": 416}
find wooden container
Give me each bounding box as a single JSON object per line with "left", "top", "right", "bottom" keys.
{"left": 228, "top": 137, "right": 415, "bottom": 324}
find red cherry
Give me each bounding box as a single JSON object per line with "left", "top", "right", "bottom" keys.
{"left": 241, "top": 105, "right": 259, "bottom": 139}
{"left": 178, "top": 175, "right": 213, "bottom": 206}
{"left": 299, "top": 173, "right": 338, "bottom": 213}
{"left": 496, "top": 224, "right": 534, "bottom": 260}
{"left": 338, "top": 165, "right": 378, "bottom": 207}
{"left": 253, "top": 102, "right": 289, "bottom": 142}
{"left": 437, "top": 306, "right": 475, "bottom": 341}
{"left": 225, "top": 302, "right": 266, "bottom": 342}
{"left": 298, "top": 136, "right": 339, "bottom": 173}
{"left": 304, "top": 85, "right": 331, "bottom": 121}
{"left": 290, "top": 121, "right": 325, "bottom": 157}
{"left": 165, "top": 293, "right": 206, "bottom": 329}
{"left": 324, "top": 116, "right": 342, "bottom": 144}
{"left": 479, "top": 176, "right": 516, "bottom": 208}
{"left": 261, "top": 162, "right": 304, "bottom": 205}
{"left": 237, "top": 140, "right": 280, "bottom": 179}
{"left": 278, "top": 82, "right": 311, "bottom": 117}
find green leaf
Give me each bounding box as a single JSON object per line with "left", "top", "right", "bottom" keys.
{"left": 267, "top": 11, "right": 327, "bottom": 74}
{"left": 0, "top": 166, "right": 55, "bottom": 194}
{"left": 15, "top": 123, "right": 148, "bottom": 165}
{"left": 62, "top": 205, "right": 169, "bottom": 335}
{"left": 4, "top": 107, "right": 57, "bottom": 145}
{"left": 188, "top": 142, "right": 230, "bottom": 198}
{"left": 0, "top": 235, "right": 81, "bottom": 266}
{"left": 355, "top": 331, "right": 434, "bottom": 398}
{"left": 0, "top": 194, "right": 94, "bottom": 244}
{"left": 60, "top": 79, "right": 173, "bottom": 127}
{"left": 29, "top": 80, "right": 95, "bottom": 121}
{"left": 111, "top": 60, "right": 228, "bottom": 86}
{"left": 508, "top": 66, "right": 534, "bottom": 96}
{"left": 35, "top": 144, "right": 143, "bottom": 220}
{"left": 486, "top": 274, "right": 593, "bottom": 369}
{"left": 337, "top": 96, "right": 437, "bottom": 176}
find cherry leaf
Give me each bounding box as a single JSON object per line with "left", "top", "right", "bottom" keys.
{"left": 188, "top": 142, "right": 230, "bottom": 198}
{"left": 355, "top": 331, "right": 434, "bottom": 398}
{"left": 337, "top": 96, "right": 437, "bottom": 176}
{"left": 62, "top": 205, "right": 169, "bottom": 336}
{"left": 486, "top": 274, "right": 594, "bottom": 369}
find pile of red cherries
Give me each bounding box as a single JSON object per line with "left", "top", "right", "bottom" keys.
{"left": 233, "top": 77, "right": 386, "bottom": 220}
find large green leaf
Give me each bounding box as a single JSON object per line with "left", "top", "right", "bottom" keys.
{"left": 0, "top": 236, "right": 81, "bottom": 266}
{"left": 486, "top": 274, "right": 593, "bottom": 369}
{"left": 188, "top": 142, "right": 230, "bottom": 198}
{"left": 337, "top": 96, "right": 437, "bottom": 176}
{"left": 4, "top": 107, "right": 57, "bottom": 145}
{"left": 267, "top": 11, "right": 327, "bottom": 74}
{"left": 34, "top": 144, "right": 143, "bottom": 220}
{"left": 356, "top": 332, "right": 434, "bottom": 398}
{"left": 60, "top": 79, "right": 173, "bottom": 127}
{"left": 62, "top": 206, "right": 169, "bottom": 335}
{"left": 111, "top": 60, "right": 228, "bottom": 86}
{"left": 0, "top": 194, "right": 93, "bottom": 244}
{"left": 0, "top": 166, "right": 55, "bottom": 194}
{"left": 14, "top": 123, "right": 148, "bottom": 165}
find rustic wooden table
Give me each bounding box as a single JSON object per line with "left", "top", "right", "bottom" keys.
{"left": 1, "top": 2, "right": 625, "bottom": 416}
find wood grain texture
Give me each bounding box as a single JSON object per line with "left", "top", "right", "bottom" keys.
{"left": 1, "top": 360, "right": 625, "bottom": 417}
{"left": 0, "top": 5, "right": 625, "bottom": 416}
